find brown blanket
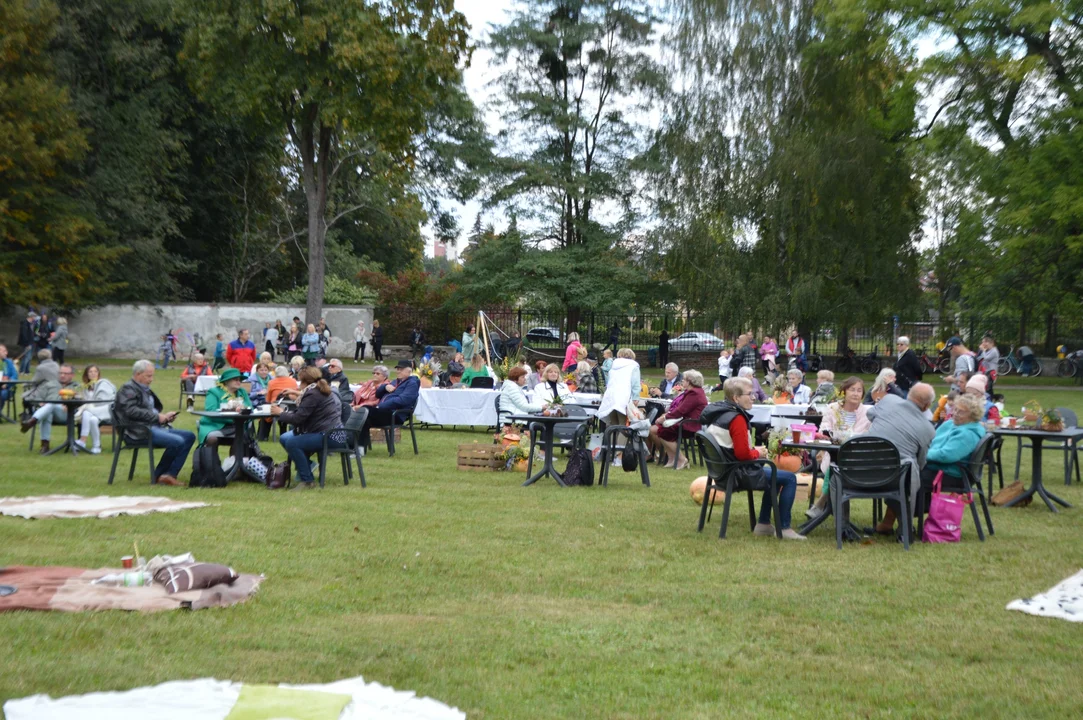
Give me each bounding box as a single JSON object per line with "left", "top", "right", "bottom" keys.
{"left": 0, "top": 566, "right": 262, "bottom": 612}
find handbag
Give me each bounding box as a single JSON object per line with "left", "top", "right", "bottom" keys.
{"left": 991, "top": 480, "right": 1031, "bottom": 507}
{"left": 267, "top": 460, "right": 291, "bottom": 490}
{"left": 922, "top": 471, "right": 971, "bottom": 543}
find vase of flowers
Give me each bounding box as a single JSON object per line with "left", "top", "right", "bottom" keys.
{"left": 766, "top": 427, "right": 802, "bottom": 471}
{"left": 417, "top": 360, "right": 436, "bottom": 388}
{"left": 1040, "top": 408, "right": 1064, "bottom": 433}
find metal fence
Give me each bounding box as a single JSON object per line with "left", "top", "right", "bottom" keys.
{"left": 372, "top": 306, "right": 1083, "bottom": 359}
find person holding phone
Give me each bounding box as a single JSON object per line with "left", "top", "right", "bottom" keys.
{"left": 114, "top": 360, "right": 193, "bottom": 486}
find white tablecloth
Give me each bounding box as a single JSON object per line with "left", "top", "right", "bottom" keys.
{"left": 750, "top": 404, "right": 811, "bottom": 430}
{"left": 194, "top": 375, "right": 218, "bottom": 393}
{"left": 416, "top": 388, "right": 500, "bottom": 426}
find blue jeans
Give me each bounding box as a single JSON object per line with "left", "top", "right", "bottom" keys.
{"left": 280, "top": 430, "right": 345, "bottom": 484}
{"left": 33, "top": 403, "right": 67, "bottom": 441}
{"left": 758, "top": 469, "right": 798, "bottom": 529}
{"left": 19, "top": 348, "right": 32, "bottom": 375}
{"left": 148, "top": 427, "right": 195, "bottom": 479}
{"left": 1020, "top": 356, "right": 1035, "bottom": 375}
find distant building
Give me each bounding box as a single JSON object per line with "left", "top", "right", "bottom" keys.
{"left": 434, "top": 241, "right": 447, "bottom": 258}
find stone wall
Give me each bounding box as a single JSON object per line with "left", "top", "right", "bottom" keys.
{"left": 0, "top": 303, "right": 372, "bottom": 359}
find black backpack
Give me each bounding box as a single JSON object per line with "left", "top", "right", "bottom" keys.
{"left": 189, "top": 445, "right": 228, "bottom": 488}
{"left": 563, "top": 448, "right": 595, "bottom": 487}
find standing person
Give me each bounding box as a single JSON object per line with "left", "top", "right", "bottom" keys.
{"left": 211, "top": 333, "right": 226, "bottom": 372}
{"left": 562, "top": 332, "right": 582, "bottom": 372}
{"left": 301, "top": 324, "right": 321, "bottom": 365}
{"left": 371, "top": 319, "right": 384, "bottom": 362}
{"left": 941, "top": 336, "right": 976, "bottom": 384}
{"left": 35, "top": 313, "right": 54, "bottom": 351}
{"left": 18, "top": 312, "right": 36, "bottom": 374}
{"left": 75, "top": 364, "right": 116, "bottom": 455}
{"left": 977, "top": 334, "right": 1000, "bottom": 393}
{"left": 226, "top": 328, "right": 257, "bottom": 371}
{"left": 785, "top": 330, "right": 806, "bottom": 371}
{"left": 353, "top": 319, "right": 368, "bottom": 363}
{"left": 1016, "top": 344, "right": 1037, "bottom": 376}
{"left": 658, "top": 328, "right": 670, "bottom": 368}
{"left": 462, "top": 324, "right": 477, "bottom": 363}
{"left": 51, "top": 318, "right": 69, "bottom": 364}
{"left": 731, "top": 334, "right": 758, "bottom": 373}
{"left": 114, "top": 360, "right": 194, "bottom": 485}
{"left": 893, "top": 336, "right": 922, "bottom": 393}
{"left": 409, "top": 326, "right": 425, "bottom": 359}
{"left": 759, "top": 335, "right": 778, "bottom": 377}
{"left": 317, "top": 319, "right": 331, "bottom": 358}
{"left": 264, "top": 321, "right": 280, "bottom": 360}
{"left": 715, "top": 349, "right": 733, "bottom": 391}
{"left": 603, "top": 323, "right": 621, "bottom": 352}
{"left": 285, "top": 324, "right": 300, "bottom": 361}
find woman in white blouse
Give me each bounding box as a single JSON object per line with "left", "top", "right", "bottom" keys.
{"left": 533, "top": 363, "right": 572, "bottom": 404}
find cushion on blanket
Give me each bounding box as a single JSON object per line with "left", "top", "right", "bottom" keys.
{"left": 154, "top": 563, "right": 238, "bottom": 594}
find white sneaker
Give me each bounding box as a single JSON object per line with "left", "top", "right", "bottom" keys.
{"left": 74, "top": 440, "right": 88, "bottom": 452}
{"left": 89, "top": 446, "right": 102, "bottom": 455}
{"left": 753, "top": 523, "right": 775, "bottom": 536}
{"left": 781, "top": 528, "right": 807, "bottom": 541}
{"left": 805, "top": 505, "right": 824, "bottom": 519}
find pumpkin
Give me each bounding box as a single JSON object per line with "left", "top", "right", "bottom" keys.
{"left": 774, "top": 454, "right": 802, "bottom": 472}
{"left": 690, "top": 476, "right": 726, "bottom": 505}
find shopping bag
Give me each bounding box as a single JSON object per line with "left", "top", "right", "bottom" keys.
{"left": 922, "top": 471, "right": 971, "bottom": 543}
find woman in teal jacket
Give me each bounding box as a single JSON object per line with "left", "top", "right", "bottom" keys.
{"left": 197, "top": 367, "right": 252, "bottom": 447}
{"left": 922, "top": 392, "right": 986, "bottom": 481}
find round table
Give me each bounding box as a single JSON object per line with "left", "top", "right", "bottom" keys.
{"left": 190, "top": 409, "right": 273, "bottom": 480}
{"left": 507, "top": 413, "right": 590, "bottom": 487}
{"left": 41, "top": 398, "right": 110, "bottom": 456}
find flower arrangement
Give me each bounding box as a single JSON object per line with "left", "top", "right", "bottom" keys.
{"left": 416, "top": 361, "right": 436, "bottom": 380}
{"left": 497, "top": 433, "right": 532, "bottom": 470}
{"left": 1041, "top": 408, "right": 1064, "bottom": 432}
{"left": 492, "top": 343, "right": 524, "bottom": 382}
{"left": 766, "top": 427, "right": 803, "bottom": 471}
{"left": 1022, "top": 400, "right": 1042, "bottom": 424}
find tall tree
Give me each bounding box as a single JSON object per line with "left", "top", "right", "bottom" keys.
{"left": 0, "top": 0, "right": 120, "bottom": 309}
{"left": 486, "top": 0, "right": 668, "bottom": 328}
{"left": 177, "top": 0, "right": 471, "bottom": 320}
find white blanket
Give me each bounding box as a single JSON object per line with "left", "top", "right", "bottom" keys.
{"left": 0, "top": 494, "right": 210, "bottom": 520}
{"left": 1007, "top": 569, "right": 1083, "bottom": 622}
{"left": 4, "top": 676, "right": 466, "bottom": 720}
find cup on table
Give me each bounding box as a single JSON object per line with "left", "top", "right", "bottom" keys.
{"left": 1009, "top": 417, "right": 1017, "bottom": 429}
{"left": 121, "top": 556, "right": 134, "bottom": 569}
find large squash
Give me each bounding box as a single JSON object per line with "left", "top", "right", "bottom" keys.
{"left": 690, "top": 476, "right": 726, "bottom": 505}
{"left": 774, "top": 454, "right": 802, "bottom": 473}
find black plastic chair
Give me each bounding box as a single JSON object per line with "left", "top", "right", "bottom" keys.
{"left": 916, "top": 433, "right": 994, "bottom": 541}
{"left": 672, "top": 418, "right": 703, "bottom": 469}
{"left": 106, "top": 404, "right": 157, "bottom": 485}
{"left": 985, "top": 435, "right": 1005, "bottom": 497}
{"left": 321, "top": 407, "right": 367, "bottom": 488}
{"left": 469, "top": 376, "right": 495, "bottom": 389}
{"left": 694, "top": 430, "right": 781, "bottom": 540}
{"left": 383, "top": 408, "right": 418, "bottom": 456}
{"left": 1014, "top": 407, "right": 1080, "bottom": 486}
{"left": 178, "top": 379, "right": 207, "bottom": 410}
{"left": 831, "top": 436, "right": 911, "bottom": 550}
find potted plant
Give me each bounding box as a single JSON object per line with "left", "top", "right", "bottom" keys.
{"left": 766, "top": 427, "right": 802, "bottom": 472}
{"left": 416, "top": 360, "right": 437, "bottom": 388}
{"left": 564, "top": 371, "right": 578, "bottom": 393}
{"left": 1040, "top": 408, "right": 1064, "bottom": 433}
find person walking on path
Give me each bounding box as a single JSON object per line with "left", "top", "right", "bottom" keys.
{"left": 353, "top": 320, "right": 368, "bottom": 362}
{"left": 603, "top": 323, "right": 621, "bottom": 352}
{"left": 17, "top": 312, "right": 36, "bottom": 375}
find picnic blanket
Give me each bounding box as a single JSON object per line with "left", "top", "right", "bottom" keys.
{"left": 0, "top": 494, "right": 210, "bottom": 519}
{"left": 4, "top": 676, "right": 466, "bottom": 720}
{"left": 0, "top": 566, "right": 261, "bottom": 613}
{"left": 1007, "top": 569, "right": 1083, "bottom": 622}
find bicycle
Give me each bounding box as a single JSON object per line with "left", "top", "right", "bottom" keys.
{"left": 1057, "top": 350, "right": 1083, "bottom": 378}
{"left": 916, "top": 347, "right": 951, "bottom": 374}
{"left": 997, "top": 345, "right": 1043, "bottom": 377}
{"left": 834, "top": 347, "right": 880, "bottom": 375}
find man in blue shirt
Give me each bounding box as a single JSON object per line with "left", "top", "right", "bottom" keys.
{"left": 364, "top": 360, "right": 420, "bottom": 436}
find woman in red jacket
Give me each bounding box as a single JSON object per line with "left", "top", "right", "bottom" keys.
{"left": 705, "top": 376, "right": 806, "bottom": 540}
{"left": 647, "top": 370, "right": 708, "bottom": 469}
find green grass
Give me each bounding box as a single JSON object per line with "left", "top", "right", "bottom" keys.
{"left": 4, "top": 361, "right": 1083, "bottom": 718}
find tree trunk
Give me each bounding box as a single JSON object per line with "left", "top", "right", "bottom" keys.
{"left": 836, "top": 325, "right": 849, "bottom": 355}
{"left": 302, "top": 121, "right": 333, "bottom": 323}
{"left": 566, "top": 307, "right": 581, "bottom": 338}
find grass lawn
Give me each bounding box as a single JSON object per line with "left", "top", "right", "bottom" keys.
{"left": 3, "top": 359, "right": 1083, "bottom": 718}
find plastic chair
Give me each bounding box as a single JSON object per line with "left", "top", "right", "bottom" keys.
{"left": 106, "top": 404, "right": 157, "bottom": 485}
{"left": 321, "top": 407, "right": 367, "bottom": 488}
{"left": 384, "top": 408, "right": 418, "bottom": 456}
{"left": 694, "top": 430, "right": 781, "bottom": 540}
{"left": 831, "top": 436, "right": 911, "bottom": 550}
{"left": 469, "top": 376, "right": 495, "bottom": 389}
{"left": 916, "top": 434, "right": 994, "bottom": 541}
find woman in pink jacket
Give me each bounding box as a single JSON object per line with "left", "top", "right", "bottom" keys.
{"left": 563, "top": 332, "right": 583, "bottom": 372}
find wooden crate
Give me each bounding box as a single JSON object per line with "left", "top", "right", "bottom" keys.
{"left": 369, "top": 427, "right": 401, "bottom": 444}
{"left": 794, "top": 472, "right": 822, "bottom": 502}
{"left": 458, "top": 443, "right": 503, "bottom": 472}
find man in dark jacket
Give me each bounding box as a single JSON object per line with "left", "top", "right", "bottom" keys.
{"left": 17, "top": 312, "right": 36, "bottom": 374}
{"left": 114, "top": 359, "right": 193, "bottom": 486}
{"left": 603, "top": 323, "right": 621, "bottom": 352}
{"left": 325, "top": 358, "right": 354, "bottom": 423}
{"left": 365, "top": 359, "right": 420, "bottom": 434}
{"left": 892, "top": 336, "right": 923, "bottom": 392}
{"left": 658, "top": 329, "right": 670, "bottom": 367}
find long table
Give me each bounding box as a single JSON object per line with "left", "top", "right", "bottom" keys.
{"left": 414, "top": 388, "right": 604, "bottom": 427}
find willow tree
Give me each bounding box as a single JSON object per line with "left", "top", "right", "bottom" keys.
{"left": 177, "top": 0, "right": 471, "bottom": 320}
{"left": 656, "top": 0, "right": 923, "bottom": 342}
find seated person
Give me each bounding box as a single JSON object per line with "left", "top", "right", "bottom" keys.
{"left": 460, "top": 354, "right": 489, "bottom": 387}
{"left": 249, "top": 362, "right": 272, "bottom": 407}
{"left": 267, "top": 365, "right": 300, "bottom": 403}
{"left": 22, "top": 348, "right": 59, "bottom": 415}
{"left": 353, "top": 365, "right": 389, "bottom": 409}
{"left": 499, "top": 366, "right": 544, "bottom": 426}
{"left": 705, "top": 377, "right": 805, "bottom": 540}
{"left": 932, "top": 390, "right": 958, "bottom": 425}
{"left": 806, "top": 376, "right": 871, "bottom": 519}
{"left": 438, "top": 361, "right": 464, "bottom": 388}
{"left": 736, "top": 366, "right": 767, "bottom": 403}
{"left": 575, "top": 360, "right": 597, "bottom": 394}
{"left": 75, "top": 364, "right": 116, "bottom": 455}
{"left": 21, "top": 362, "right": 81, "bottom": 454}
{"left": 916, "top": 392, "right": 987, "bottom": 507}
{"left": 324, "top": 358, "right": 353, "bottom": 423}
{"left": 963, "top": 374, "right": 998, "bottom": 423}
{"left": 786, "top": 369, "right": 811, "bottom": 404}
{"left": 248, "top": 352, "right": 273, "bottom": 379}
{"left": 363, "top": 360, "right": 421, "bottom": 434}
{"left": 808, "top": 369, "right": 836, "bottom": 407}
{"left": 420, "top": 345, "right": 434, "bottom": 365}
{"left": 647, "top": 370, "right": 708, "bottom": 470}
{"left": 180, "top": 352, "right": 213, "bottom": 409}
{"left": 114, "top": 360, "right": 193, "bottom": 485}
{"left": 0, "top": 344, "right": 18, "bottom": 406}
{"left": 197, "top": 368, "right": 251, "bottom": 449}
{"left": 534, "top": 363, "right": 572, "bottom": 404}
{"left": 527, "top": 360, "right": 547, "bottom": 389}
{"left": 865, "top": 368, "right": 906, "bottom": 404}
{"left": 651, "top": 362, "right": 682, "bottom": 398}
{"left": 268, "top": 367, "right": 347, "bottom": 491}
{"left": 288, "top": 354, "right": 305, "bottom": 379}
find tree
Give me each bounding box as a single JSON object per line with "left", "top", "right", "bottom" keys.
{"left": 0, "top": 0, "right": 120, "bottom": 309}
{"left": 177, "top": 0, "right": 472, "bottom": 322}
{"left": 486, "top": 0, "right": 668, "bottom": 327}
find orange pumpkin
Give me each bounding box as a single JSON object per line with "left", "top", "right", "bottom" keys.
{"left": 774, "top": 454, "right": 802, "bottom": 472}
{"left": 690, "top": 476, "right": 726, "bottom": 505}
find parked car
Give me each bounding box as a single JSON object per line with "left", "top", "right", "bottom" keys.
{"left": 668, "top": 332, "right": 725, "bottom": 352}
{"left": 525, "top": 327, "right": 562, "bottom": 343}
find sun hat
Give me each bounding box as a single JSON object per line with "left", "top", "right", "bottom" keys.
{"left": 219, "top": 368, "right": 243, "bottom": 383}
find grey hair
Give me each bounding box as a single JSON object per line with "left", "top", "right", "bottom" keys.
{"left": 724, "top": 377, "right": 751, "bottom": 400}
{"left": 192, "top": 352, "right": 205, "bottom": 363}
{"left": 872, "top": 368, "right": 897, "bottom": 393}
{"left": 908, "top": 382, "right": 936, "bottom": 410}
{"left": 37, "top": 349, "right": 52, "bottom": 361}
{"left": 274, "top": 365, "right": 289, "bottom": 377}
{"left": 737, "top": 366, "right": 754, "bottom": 378}
{"left": 132, "top": 359, "right": 154, "bottom": 375}
{"left": 56, "top": 317, "right": 67, "bottom": 325}
{"left": 682, "top": 369, "right": 704, "bottom": 388}
{"left": 787, "top": 369, "right": 804, "bottom": 380}
{"left": 953, "top": 393, "right": 985, "bottom": 423}
{"left": 576, "top": 361, "right": 591, "bottom": 374}
{"left": 897, "top": 336, "right": 910, "bottom": 346}
{"left": 665, "top": 362, "right": 679, "bottom": 373}
{"left": 373, "top": 364, "right": 389, "bottom": 378}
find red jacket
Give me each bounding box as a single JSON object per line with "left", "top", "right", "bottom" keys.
{"left": 226, "top": 340, "right": 256, "bottom": 371}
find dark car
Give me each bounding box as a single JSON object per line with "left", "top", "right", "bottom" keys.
{"left": 525, "top": 327, "right": 562, "bottom": 343}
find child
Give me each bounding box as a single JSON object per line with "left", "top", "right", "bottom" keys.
{"left": 601, "top": 349, "right": 614, "bottom": 383}
{"left": 156, "top": 330, "right": 177, "bottom": 369}
{"left": 212, "top": 333, "right": 226, "bottom": 372}
{"left": 992, "top": 393, "right": 1005, "bottom": 414}
{"left": 933, "top": 390, "right": 958, "bottom": 424}
{"left": 714, "top": 349, "right": 732, "bottom": 392}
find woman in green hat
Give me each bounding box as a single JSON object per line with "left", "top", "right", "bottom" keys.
{"left": 197, "top": 367, "right": 252, "bottom": 447}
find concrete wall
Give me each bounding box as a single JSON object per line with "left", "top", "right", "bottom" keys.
{"left": 0, "top": 304, "right": 372, "bottom": 359}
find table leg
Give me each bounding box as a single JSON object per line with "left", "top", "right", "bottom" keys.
{"left": 1004, "top": 438, "right": 1072, "bottom": 511}
{"left": 523, "top": 423, "right": 552, "bottom": 486}
{"left": 44, "top": 408, "right": 75, "bottom": 456}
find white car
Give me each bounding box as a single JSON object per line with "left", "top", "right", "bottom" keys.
{"left": 668, "top": 332, "right": 725, "bottom": 352}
